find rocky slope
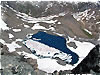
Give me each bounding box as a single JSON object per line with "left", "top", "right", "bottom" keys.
{"left": 1, "top": 1, "right": 100, "bottom": 39}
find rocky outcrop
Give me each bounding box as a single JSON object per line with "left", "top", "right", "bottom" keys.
{"left": 0, "top": 42, "right": 44, "bottom": 75}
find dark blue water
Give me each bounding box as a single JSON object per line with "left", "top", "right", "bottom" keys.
{"left": 31, "top": 31, "right": 79, "bottom": 64}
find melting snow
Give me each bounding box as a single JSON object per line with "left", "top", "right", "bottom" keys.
{"left": 23, "top": 39, "right": 71, "bottom": 59}
{"left": 14, "top": 34, "right": 95, "bottom": 73}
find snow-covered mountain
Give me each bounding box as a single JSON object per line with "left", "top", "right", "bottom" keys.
{"left": 0, "top": 1, "right": 100, "bottom": 75}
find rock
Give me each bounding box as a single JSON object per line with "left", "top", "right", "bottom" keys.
{"left": 52, "top": 70, "right": 58, "bottom": 75}
{"left": 1, "top": 54, "right": 41, "bottom": 75}
{"left": 19, "top": 54, "right": 27, "bottom": 62}
{"left": 0, "top": 42, "right": 3, "bottom": 48}
{"left": 67, "top": 42, "right": 77, "bottom": 49}
{"left": 2, "top": 68, "right": 13, "bottom": 75}
{"left": 56, "top": 58, "right": 66, "bottom": 66}
{"left": 59, "top": 70, "right": 63, "bottom": 75}
{"left": 11, "top": 66, "right": 19, "bottom": 74}
{"left": 26, "top": 58, "right": 38, "bottom": 70}
{"left": 1, "top": 45, "right": 10, "bottom": 55}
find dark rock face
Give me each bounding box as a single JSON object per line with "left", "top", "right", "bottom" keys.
{"left": 0, "top": 42, "right": 10, "bottom": 55}
{"left": 72, "top": 44, "right": 100, "bottom": 74}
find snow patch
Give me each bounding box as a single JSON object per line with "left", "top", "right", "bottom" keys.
{"left": 0, "top": 19, "right": 9, "bottom": 30}
{"left": 6, "top": 42, "right": 22, "bottom": 52}
{"left": 15, "top": 39, "right": 23, "bottom": 42}
{"left": 49, "top": 27, "right": 55, "bottom": 31}
{"left": 59, "top": 12, "right": 66, "bottom": 16}
{"left": 53, "top": 32, "right": 65, "bottom": 36}
{"left": 72, "top": 9, "right": 96, "bottom": 21}
{"left": 84, "top": 29, "right": 92, "bottom": 35}
{"left": 24, "top": 25, "right": 30, "bottom": 28}
{"left": 0, "top": 39, "right": 6, "bottom": 45}
{"left": 31, "top": 23, "right": 47, "bottom": 30}
{"left": 32, "top": 38, "right": 41, "bottom": 41}
{"left": 67, "top": 37, "right": 95, "bottom": 58}
{"left": 12, "top": 29, "right": 21, "bottom": 32}
{"left": 8, "top": 33, "right": 14, "bottom": 39}
{"left": 37, "top": 57, "right": 82, "bottom": 73}
{"left": 96, "top": 21, "right": 100, "bottom": 24}
{"left": 98, "top": 35, "right": 100, "bottom": 41}
{"left": 0, "top": 39, "right": 22, "bottom": 52}
{"left": 58, "top": 22, "right": 61, "bottom": 24}
{"left": 42, "top": 20, "right": 57, "bottom": 24}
